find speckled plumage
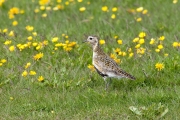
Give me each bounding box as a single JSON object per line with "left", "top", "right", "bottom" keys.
{"left": 85, "top": 36, "right": 135, "bottom": 90}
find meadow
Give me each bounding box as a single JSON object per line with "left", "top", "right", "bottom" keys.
{"left": 0, "top": 0, "right": 180, "bottom": 119}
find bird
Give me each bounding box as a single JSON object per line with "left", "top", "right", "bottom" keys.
{"left": 85, "top": 36, "right": 136, "bottom": 90}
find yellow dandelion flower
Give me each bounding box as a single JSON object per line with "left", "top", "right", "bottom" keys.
{"left": 52, "top": 37, "right": 59, "bottom": 43}
{"left": 32, "top": 42, "right": 38, "bottom": 46}
{"left": 142, "top": 9, "right": 148, "bottom": 14}
{"left": 137, "top": 47, "right": 146, "bottom": 54}
{"left": 27, "top": 36, "right": 33, "bottom": 41}
{"left": 9, "top": 45, "right": 15, "bottom": 52}
{"left": 114, "top": 48, "right": 121, "bottom": 53}
{"left": 139, "top": 39, "right": 145, "bottom": 44}
{"left": 87, "top": 64, "right": 95, "bottom": 71}
{"left": 34, "top": 8, "right": 39, "bottom": 13}
{"left": 129, "top": 52, "right": 134, "bottom": 58}
{"left": 33, "top": 52, "right": 44, "bottom": 60}
{"left": 114, "top": 35, "right": 118, "bottom": 39}
{"left": 22, "top": 70, "right": 28, "bottom": 77}
{"left": 110, "top": 53, "right": 116, "bottom": 59}
{"left": 46, "top": 6, "right": 51, "bottom": 11}
{"left": 136, "top": 17, "right": 142, "bottom": 22}
{"left": 111, "top": 14, "right": 116, "bottom": 19}
{"left": 158, "top": 44, "right": 163, "bottom": 49}
{"left": 32, "top": 32, "right": 37, "bottom": 36}
{"left": 10, "top": 97, "right": 14, "bottom": 100}
{"left": 8, "top": 31, "right": 14, "bottom": 37}
{"left": 155, "top": 48, "right": 160, "bottom": 52}
{"left": 38, "top": 76, "right": 44, "bottom": 82}
{"left": 133, "top": 37, "right": 139, "bottom": 43}
{"left": 29, "top": 70, "right": 36, "bottom": 75}
{"left": 102, "top": 6, "right": 108, "bottom": 12}
{"left": 173, "top": 0, "right": 178, "bottom": 4}
{"left": 12, "top": 20, "right": 18, "bottom": 26}
{"left": 164, "top": 53, "right": 168, "bottom": 57}
{"left": 79, "top": 7, "right": 86, "bottom": 12}
{"left": 0, "top": 63, "right": 3, "bottom": 66}
{"left": 136, "top": 7, "right": 143, "bottom": 12}
{"left": 1, "top": 59, "right": 7, "bottom": 63}
{"left": 128, "top": 48, "right": 132, "bottom": 52}
{"left": 39, "top": 0, "right": 49, "bottom": 5}
{"left": 78, "top": 0, "right": 83, "bottom": 2}
{"left": 4, "top": 40, "right": 12, "bottom": 45}
{"left": 117, "top": 40, "right": 123, "bottom": 45}
{"left": 159, "top": 36, "right": 165, "bottom": 41}
{"left": 150, "top": 38, "right": 155, "bottom": 45}
{"left": 135, "top": 44, "right": 141, "bottom": 49}
{"left": 99, "top": 40, "right": 105, "bottom": 45}
{"left": 25, "top": 62, "right": 31, "bottom": 69}
{"left": 65, "top": 35, "right": 69, "bottom": 39}
{"left": 122, "top": 52, "right": 127, "bottom": 56}
{"left": 3, "top": 28, "right": 8, "bottom": 33}
{"left": 155, "top": 63, "right": 165, "bottom": 71}
{"left": 26, "top": 26, "right": 34, "bottom": 31}
{"left": 112, "top": 7, "right": 118, "bottom": 12}
{"left": 172, "top": 42, "right": 179, "bottom": 47}
{"left": 42, "top": 13, "right": 47, "bottom": 17}
{"left": 139, "top": 32, "right": 146, "bottom": 38}
{"left": 114, "top": 58, "right": 121, "bottom": 64}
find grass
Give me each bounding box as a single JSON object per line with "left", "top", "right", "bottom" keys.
{"left": 0, "top": 0, "right": 180, "bottom": 119}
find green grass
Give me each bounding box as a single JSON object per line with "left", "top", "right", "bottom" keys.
{"left": 0, "top": 0, "right": 180, "bottom": 119}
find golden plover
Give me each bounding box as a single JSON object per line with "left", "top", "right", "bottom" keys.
{"left": 85, "top": 36, "right": 135, "bottom": 90}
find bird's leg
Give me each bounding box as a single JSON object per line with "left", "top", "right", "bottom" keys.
{"left": 103, "top": 77, "right": 108, "bottom": 90}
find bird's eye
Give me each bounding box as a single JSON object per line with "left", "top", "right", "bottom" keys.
{"left": 89, "top": 37, "right": 93, "bottom": 40}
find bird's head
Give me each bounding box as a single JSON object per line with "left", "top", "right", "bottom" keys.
{"left": 84, "top": 36, "right": 99, "bottom": 46}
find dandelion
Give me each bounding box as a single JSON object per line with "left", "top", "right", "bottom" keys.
{"left": 102, "top": 6, "right": 108, "bottom": 12}
{"left": 79, "top": 7, "right": 86, "bottom": 12}
{"left": 32, "top": 42, "right": 38, "bottom": 46}
{"left": 38, "top": 76, "right": 44, "bottom": 82}
{"left": 52, "top": 37, "right": 59, "bottom": 43}
{"left": 0, "top": 0, "right": 5, "bottom": 7}
{"left": 155, "top": 48, "right": 160, "bottom": 52}
{"left": 110, "top": 53, "right": 116, "bottom": 59}
{"left": 129, "top": 52, "right": 134, "bottom": 58}
{"left": 39, "top": 0, "right": 49, "bottom": 5}
{"left": 139, "top": 32, "right": 146, "bottom": 38}
{"left": 78, "top": 0, "right": 83, "bottom": 2}
{"left": 117, "top": 40, "right": 123, "bottom": 45}
{"left": 46, "top": 6, "right": 51, "bottom": 11}
{"left": 9, "top": 45, "right": 15, "bottom": 52}
{"left": 65, "top": 35, "right": 69, "bottom": 39}
{"left": 8, "top": 31, "right": 14, "bottom": 37}
{"left": 114, "top": 48, "right": 121, "bottom": 53}
{"left": 99, "top": 40, "right": 105, "bottom": 45}
{"left": 136, "top": 7, "right": 143, "bottom": 12}
{"left": 42, "top": 13, "right": 47, "bottom": 17}
{"left": 33, "top": 52, "right": 44, "bottom": 60}
{"left": 150, "top": 38, "right": 155, "bottom": 45}
{"left": 26, "top": 25, "right": 34, "bottom": 31}
{"left": 142, "top": 9, "right": 148, "bottom": 14}
{"left": 173, "top": 0, "right": 178, "bottom": 4}
{"left": 3, "top": 28, "right": 8, "bottom": 33}
{"left": 135, "top": 44, "right": 141, "bottom": 49}
{"left": 114, "top": 35, "right": 118, "bottom": 39}
{"left": 4, "top": 40, "right": 12, "bottom": 45}
{"left": 0, "top": 63, "right": 2, "bottom": 66}
{"left": 10, "top": 97, "right": 14, "bottom": 100}
{"left": 88, "top": 64, "right": 95, "bottom": 71}
{"left": 155, "top": 63, "right": 165, "bottom": 71}
{"left": 159, "top": 36, "right": 165, "bottom": 41}
{"left": 12, "top": 20, "right": 18, "bottom": 26}
{"left": 158, "top": 44, "right": 163, "bottom": 49}
{"left": 136, "top": 17, "right": 142, "bottom": 22}
{"left": 27, "top": 36, "right": 33, "bottom": 41}
{"left": 8, "top": 7, "right": 19, "bottom": 19}
{"left": 111, "top": 14, "right": 116, "bottom": 19}
{"left": 25, "top": 62, "right": 31, "bottom": 69}
{"left": 114, "top": 58, "right": 121, "bottom": 64}
{"left": 32, "top": 32, "right": 37, "bottom": 36}
{"left": 1, "top": 59, "right": 7, "bottom": 63}
{"left": 164, "top": 53, "right": 168, "bottom": 57}
{"left": 133, "top": 37, "right": 139, "bottom": 43}
{"left": 29, "top": 70, "right": 36, "bottom": 75}
{"left": 139, "top": 39, "right": 145, "bottom": 44}
{"left": 34, "top": 8, "right": 39, "bottom": 13}
{"left": 112, "top": 7, "right": 118, "bottom": 12}
{"left": 172, "top": 42, "right": 179, "bottom": 47}
{"left": 22, "top": 70, "right": 28, "bottom": 77}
